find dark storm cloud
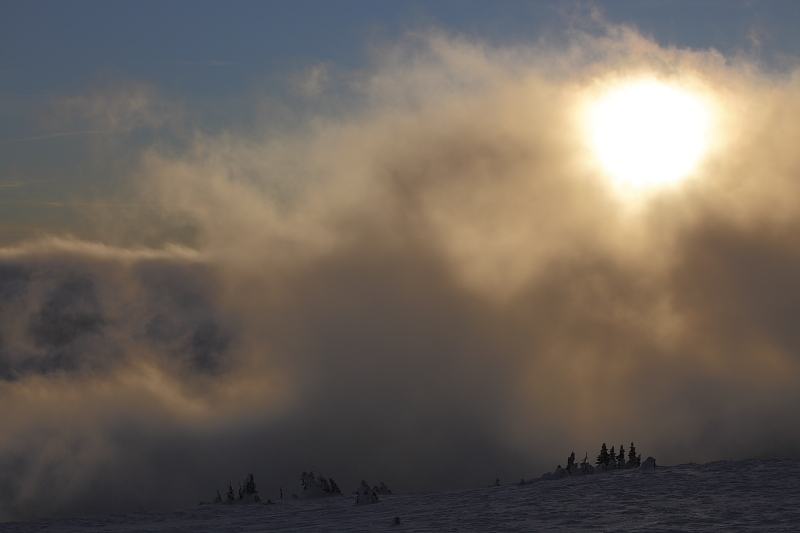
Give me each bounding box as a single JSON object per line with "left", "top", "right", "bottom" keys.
{"left": 0, "top": 263, "right": 29, "bottom": 300}
{"left": 2, "top": 27, "right": 800, "bottom": 521}
{"left": 0, "top": 247, "right": 235, "bottom": 385}
{"left": 28, "top": 276, "right": 104, "bottom": 348}
{"left": 135, "top": 260, "right": 236, "bottom": 375}
{"left": 0, "top": 265, "right": 109, "bottom": 381}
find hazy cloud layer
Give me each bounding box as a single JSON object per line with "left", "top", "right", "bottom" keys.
{"left": 2, "top": 26, "right": 800, "bottom": 520}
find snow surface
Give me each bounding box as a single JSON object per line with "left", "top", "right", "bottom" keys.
{"left": 2, "top": 458, "right": 800, "bottom": 532}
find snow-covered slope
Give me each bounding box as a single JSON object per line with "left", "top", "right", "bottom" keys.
{"left": 2, "top": 458, "right": 799, "bottom": 532}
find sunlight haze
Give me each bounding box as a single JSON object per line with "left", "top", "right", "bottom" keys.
{"left": 586, "top": 79, "right": 711, "bottom": 191}
{"left": 1, "top": 0, "right": 799, "bottom": 523}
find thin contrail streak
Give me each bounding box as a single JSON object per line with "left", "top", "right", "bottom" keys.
{"left": 0, "top": 200, "right": 166, "bottom": 210}
{"left": 0, "top": 130, "right": 107, "bottom": 143}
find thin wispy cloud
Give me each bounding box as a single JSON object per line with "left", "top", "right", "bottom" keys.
{"left": 12, "top": 200, "right": 164, "bottom": 209}
{"left": 139, "top": 60, "right": 237, "bottom": 66}
{"left": 0, "top": 130, "right": 107, "bottom": 143}
{"left": 0, "top": 226, "right": 43, "bottom": 234}
{"left": 0, "top": 181, "right": 32, "bottom": 189}
{"left": 37, "top": 80, "right": 181, "bottom": 134}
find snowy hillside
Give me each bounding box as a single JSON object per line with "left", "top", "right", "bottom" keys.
{"left": 2, "top": 458, "right": 799, "bottom": 532}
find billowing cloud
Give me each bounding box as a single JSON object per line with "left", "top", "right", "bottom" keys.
{"left": 2, "top": 24, "right": 800, "bottom": 521}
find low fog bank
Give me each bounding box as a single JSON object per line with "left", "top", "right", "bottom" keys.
{"left": 2, "top": 25, "right": 800, "bottom": 520}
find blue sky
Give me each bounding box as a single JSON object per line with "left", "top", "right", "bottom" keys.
{"left": 3, "top": 2, "right": 799, "bottom": 94}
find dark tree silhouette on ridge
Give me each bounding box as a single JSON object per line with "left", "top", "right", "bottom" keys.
{"left": 629, "top": 442, "right": 641, "bottom": 467}
{"left": 596, "top": 443, "right": 610, "bottom": 466}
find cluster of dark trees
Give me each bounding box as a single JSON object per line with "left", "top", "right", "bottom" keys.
{"left": 214, "top": 473, "right": 262, "bottom": 503}
{"left": 208, "top": 470, "right": 389, "bottom": 505}
{"left": 547, "top": 442, "right": 643, "bottom": 478}
{"left": 595, "top": 442, "right": 641, "bottom": 468}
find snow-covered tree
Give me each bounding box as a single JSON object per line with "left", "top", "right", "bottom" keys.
{"left": 355, "top": 480, "right": 380, "bottom": 505}
{"left": 226, "top": 483, "right": 235, "bottom": 501}
{"left": 242, "top": 474, "right": 258, "bottom": 496}
{"left": 236, "top": 473, "right": 261, "bottom": 502}
{"left": 373, "top": 482, "right": 393, "bottom": 495}
{"left": 319, "top": 476, "right": 332, "bottom": 493}
{"left": 301, "top": 470, "right": 342, "bottom": 498}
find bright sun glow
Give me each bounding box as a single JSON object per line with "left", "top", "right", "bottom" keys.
{"left": 587, "top": 79, "right": 710, "bottom": 190}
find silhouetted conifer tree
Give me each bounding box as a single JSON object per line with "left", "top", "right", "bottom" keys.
{"left": 617, "top": 445, "right": 625, "bottom": 464}
{"left": 567, "top": 452, "right": 576, "bottom": 469}
{"left": 243, "top": 474, "right": 257, "bottom": 495}
{"left": 227, "top": 483, "right": 235, "bottom": 501}
{"left": 596, "top": 443, "right": 610, "bottom": 465}
{"left": 609, "top": 446, "right": 616, "bottom": 466}
{"left": 629, "top": 442, "right": 637, "bottom": 465}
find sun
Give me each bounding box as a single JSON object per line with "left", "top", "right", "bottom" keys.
{"left": 586, "top": 79, "right": 710, "bottom": 190}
